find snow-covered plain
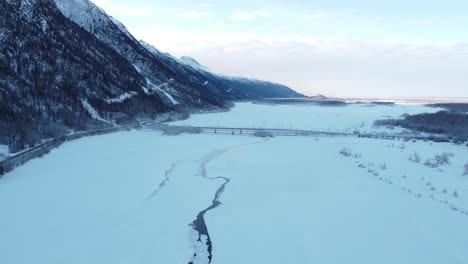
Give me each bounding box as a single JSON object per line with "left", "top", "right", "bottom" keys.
{"left": 205, "top": 136, "right": 468, "bottom": 264}
{"left": 1, "top": 103, "right": 468, "bottom": 264}
{"left": 0, "top": 132, "right": 252, "bottom": 263}
{"left": 170, "top": 102, "right": 442, "bottom": 133}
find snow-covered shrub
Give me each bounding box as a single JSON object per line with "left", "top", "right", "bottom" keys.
{"left": 434, "top": 152, "right": 453, "bottom": 165}
{"left": 424, "top": 159, "right": 439, "bottom": 168}
{"left": 409, "top": 152, "right": 421, "bottom": 163}
{"left": 464, "top": 163, "right": 468, "bottom": 176}
{"left": 380, "top": 163, "right": 387, "bottom": 170}
{"left": 424, "top": 152, "right": 454, "bottom": 168}
{"left": 339, "top": 148, "right": 352, "bottom": 157}
{"left": 453, "top": 190, "right": 459, "bottom": 198}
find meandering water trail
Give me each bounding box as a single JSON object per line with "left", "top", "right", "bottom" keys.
{"left": 145, "top": 160, "right": 195, "bottom": 199}
{"left": 188, "top": 141, "right": 265, "bottom": 264}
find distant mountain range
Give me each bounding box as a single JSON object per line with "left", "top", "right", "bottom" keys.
{"left": 0, "top": 0, "right": 303, "bottom": 151}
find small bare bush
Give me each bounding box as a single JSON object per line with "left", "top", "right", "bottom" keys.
{"left": 339, "top": 148, "right": 352, "bottom": 157}
{"left": 424, "top": 159, "right": 439, "bottom": 168}
{"left": 434, "top": 152, "right": 453, "bottom": 166}
{"left": 424, "top": 152, "right": 454, "bottom": 168}
{"left": 409, "top": 152, "right": 421, "bottom": 163}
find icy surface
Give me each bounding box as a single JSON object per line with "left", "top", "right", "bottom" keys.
{"left": 170, "top": 102, "right": 441, "bottom": 133}
{"left": 0, "top": 131, "right": 251, "bottom": 264}
{"left": 205, "top": 136, "right": 468, "bottom": 264}
{"left": 1, "top": 104, "right": 468, "bottom": 264}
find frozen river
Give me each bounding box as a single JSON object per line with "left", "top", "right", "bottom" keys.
{"left": 1, "top": 103, "right": 467, "bottom": 264}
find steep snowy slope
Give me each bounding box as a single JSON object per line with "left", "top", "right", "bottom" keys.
{"left": 0, "top": 0, "right": 303, "bottom": 152}
{"left": 0, "top": 0, "right": 170, "bottom": 150}
{"left": 55, "top": 0, "right": 227, "bottom": 107}
{"left": 55, "top": 0, "right": 303, "bottom": 101}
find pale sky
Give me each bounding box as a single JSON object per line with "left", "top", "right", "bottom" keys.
{"left": 92, "top": 0, "right": 468, "bottom": 98}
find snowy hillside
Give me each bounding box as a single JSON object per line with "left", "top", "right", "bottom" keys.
{"left": 54, "top": 0, "right": 224, "bottom": 109}
{"left": 0, "top": 0, "right": 304, "bottom": 153}
{"left": 55, "top": 0, "right": 302, "bottom": 104}
{"left": 179, "top": 56, "right": 211, "bottom": 72}
{"left": 0, "top": 0, "right": 170, "bottom": 152}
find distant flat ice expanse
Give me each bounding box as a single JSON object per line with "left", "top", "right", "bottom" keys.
{"left": 170, "top": 102, "right": 442, "bottom": 133}
{"left": 1, "top": 103, "right": 468, "bottom": 264}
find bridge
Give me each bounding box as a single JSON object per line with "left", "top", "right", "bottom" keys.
{"left": 141, "top": 122, "right": 430, "bottom": 141}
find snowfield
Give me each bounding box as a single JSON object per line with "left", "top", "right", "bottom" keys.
{"left": 170, "top": 102, "right": 442, "bottom": 133}
{"left": 1, "top": 103, "right": 468, "bottom": 264}
{"left": 0, "top": 131, "right": 252, "bottom": 263}
{"left": 205, "top": 136, "right": 468, "bottom": 264}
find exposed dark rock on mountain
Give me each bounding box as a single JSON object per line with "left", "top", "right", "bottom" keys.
{"left": 0, "top": 0, "right": 303, "bottom": 152}
{"left": 1, "top": 0, "right": 170, "bottom": 151}
{"left": 55, "top": 0, "right": 302, "bottom": 101}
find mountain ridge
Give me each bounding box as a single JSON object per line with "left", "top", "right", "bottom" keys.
{"left": 0, "top": 0, "right": 304, "bottom": 152}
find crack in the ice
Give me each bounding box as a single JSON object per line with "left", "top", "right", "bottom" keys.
{"left": 188, "top": 141, "right": 264, "bottom": 264}
{"left": 146, "top": 160, "right": 194, "bottom": 199}
{"left": 189, "top": 176, "right": 230, "bottom": 264}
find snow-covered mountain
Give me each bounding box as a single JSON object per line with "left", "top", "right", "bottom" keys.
{"left": 54, "top": 0, "right": 303, "bottom": 101}
{"left": 140, "top": 41, "right": 303, "bottom": 100}
{"left": 0, "top": 0, "right": 175, "bottom": 151}
{"left": 0, "top": 0, "right": 303, "bottom": 151}
{"left": 54, "top": 0, "right": 228, "bottom": 109}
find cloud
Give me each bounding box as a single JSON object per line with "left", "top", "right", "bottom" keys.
{"left": 92, "top": 0, "right": 468, "bottom": 98}
{"left": 177, "top": 10, "right": 216, "bottom": 18}
{"left": 300, "top": 12, "right": 329, "bottom": 20}
{"left": 132, "top": 27, "right": 468, "bottom": 97}
{"left": 199, "top": 3, "right": 213, "bottom": 8}
{"left": 229, "top": 10, "right": 270, "bottom": 21}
